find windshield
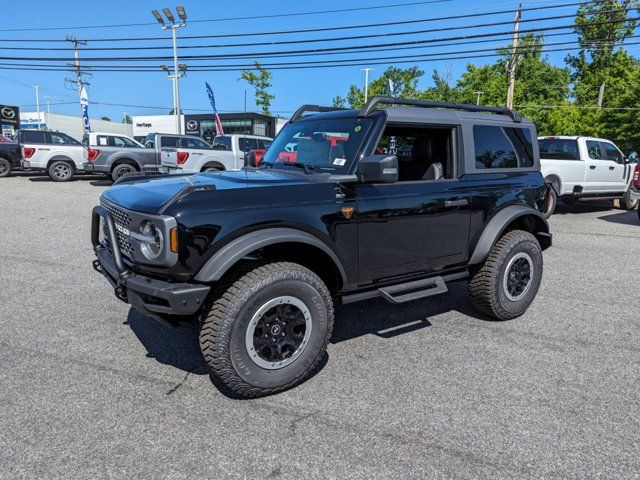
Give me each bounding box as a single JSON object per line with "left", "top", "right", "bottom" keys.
{"left": 261, "top": 117, "right": 372, "bottom": 173}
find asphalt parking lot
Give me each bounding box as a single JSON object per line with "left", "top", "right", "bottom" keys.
{"left": 1, "top": 173, "right": 638, "bottom": 479}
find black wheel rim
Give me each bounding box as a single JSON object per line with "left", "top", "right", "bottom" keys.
{"left": 116, "top": 166, "right": 134, "bottom": 179}
{"left": 503, "top": 252, "right": 533, "bottom": 301}
{"left": 246, "top": 296, "right": 312, "bottom": 369}
{"left": 0, "top": 161, "right": 9, "bottom": 176}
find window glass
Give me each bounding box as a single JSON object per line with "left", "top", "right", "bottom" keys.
{"left": 50, "top": 132, "right": 79, "bottom": 145}
{"left": 97, "top": 136, "right": 110, "bottom": 146}
{"left": 505, "top": 128, "right": 534, "bottom": 167}
{"left": 160, "top": 136, "right": 179, "bottom": 147}
{"left": 473, "top": 126, "right": 518, "bottom": 169}
{"left": 586, "top": 141, "right": 603, "bottom": 159}
{"left": 144, "top": 134, "right": 155, "bottom": 148}
{"left": 602, "top": 142, "right": 623, "bottom": 164}
{"left": 258, "top": 139, "right": 272, "bottom": 149}
{"left": 180, "top": 137, "right": 210, "bottom": 149}
{"left": 261, "top": 118, "right": 372, "bottom": 173}
{"left": 213, "top": 136, "right": 232, "bottom": 150}
{"left": 538, "top": 138, "right": 579, "bottom": 160}
{"left": 21, "top": 131, "right": 46, "bottom": 144}
{"left": 114, "top": 136, "right": 140, "bottom": 148}
{"left": 239, "top": 137, "right": 259, "bottom": 152}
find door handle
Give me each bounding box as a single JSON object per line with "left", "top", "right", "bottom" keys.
{"left": 444, "top": 199, "right": 469, "bottom": 207}
{"left": 590, "top": 165, "right": 596, "bottom": 170}
{"left": 609, "top": 166, "right": 615, "bottom": 170}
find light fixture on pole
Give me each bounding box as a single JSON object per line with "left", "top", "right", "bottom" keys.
{"left": 32, "top": 85, "right": 41, "bottom": 131}
{"left": 152, "top": 6, "right": 187, "bottom": 134}
{"left": 361, "top": 68, "right": 374, "bottom": 103}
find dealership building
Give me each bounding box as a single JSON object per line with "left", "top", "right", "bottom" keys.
{"left": 15, "top": 112, "right": 133, "bottom": 141}
{"left": 132, "top": 112, "right": 286, "bottom": 143}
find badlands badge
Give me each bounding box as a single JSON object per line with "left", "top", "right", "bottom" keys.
{"left": 341, "top": 207, "right": 354, "bottom": 219}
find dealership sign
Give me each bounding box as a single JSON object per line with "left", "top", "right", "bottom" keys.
{"left": 0, "top": 105, "right": 20, "bottom": 127}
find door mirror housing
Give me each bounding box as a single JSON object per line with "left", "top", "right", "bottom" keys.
{"left": 627, "top": 151, "right": 638, "bottom": 163}
{"left": 356, "top": 154, "right": 399, "bottom": 183}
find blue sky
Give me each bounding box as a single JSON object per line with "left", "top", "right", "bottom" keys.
{"left": 1, "top": 0, "right": 636, "bottom": 120}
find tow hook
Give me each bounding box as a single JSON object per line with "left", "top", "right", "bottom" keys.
{"left": 114, "top": 285, "right": 128, "bottom": 302}
{"left": 92, "top": 259, "right": 102, "bottom": 273}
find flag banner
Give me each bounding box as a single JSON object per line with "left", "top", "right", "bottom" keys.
{"left": 80, "top": 86, "right": 91, "bottom": 132}
{"left": 205, "top": 82, "right": 224, "bottom": 136}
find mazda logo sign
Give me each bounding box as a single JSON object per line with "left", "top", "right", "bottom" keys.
{"left": 1, "top": 107, "right": 15, "bottom": 119}
{"left": 186, "top": 120, "right": 198, "bottom": 131}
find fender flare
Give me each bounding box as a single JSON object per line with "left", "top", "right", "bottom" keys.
{"left": 111, "top": 157, "right": 143, "bottom": 172}
{"left": 194, "top": 227, "right": 347, "bottom": 284}
{"left": 200, "top": 160, "right": 225, "bottom": 171}
{"left": 47, "top": 155, "right": 76, "bottom": 170}
{"left": 468, "top": 205, "right": 550, "bottom": 265}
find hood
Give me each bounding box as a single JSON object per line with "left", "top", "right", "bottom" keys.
{"left": 101, "top": 169, "right": 313, "bottom": 214}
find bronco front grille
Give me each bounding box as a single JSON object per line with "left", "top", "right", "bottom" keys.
{"left": 100, "top": 200, "right": 134, "bottom": 257}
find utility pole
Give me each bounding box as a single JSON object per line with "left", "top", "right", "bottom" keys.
{"left": 33, "top": 86, "right": 41, "bottom": 130}
{"left": 506, "top": 4, "right": 522, "bottom": 110}
{"left": 361, "top": 68, "right": 374, "bottom": 103}
{"left": 45, "top": 96, "right": 51, "bottom": 129}
{"left": 597, "top": 82, "right": 605, "bottom": 108}
{"left": 474, "top": 91, "right": 485, "bottom": 106}
{"left": 152, "top": 7, "right": 187, "bottom": 134}
{"left": 65, "top": 36, "right": 91, "bottom": 135}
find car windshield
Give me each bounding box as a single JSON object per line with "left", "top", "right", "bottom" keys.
{"left": 260, "top": 117, "right": 372, "bottom": 173}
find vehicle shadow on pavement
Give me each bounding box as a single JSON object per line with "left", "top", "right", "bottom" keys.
{"left": 597, "top": 209, "right": 639, "bottom": 226}
{"left": 89, "top": 179, "right": 114, "bottom": 187}
{"left": 331, "top": 282, "right": 489, "bottom": 343}
{"left": 28, "top": 175, "right": 99, "bottom": 183}
{"left": 553, "top": 202, "right": 615, "bottom": 215}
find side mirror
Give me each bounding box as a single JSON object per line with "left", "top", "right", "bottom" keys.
{"left": 628, "top": 151, "right": 638, "bottom": 163}
{"left": 356, "top": 154, "right": 399, "bottom": 183}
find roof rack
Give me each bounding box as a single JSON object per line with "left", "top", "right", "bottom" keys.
{"left": 359, "top": 96, "right": 522, "bottom": 123}
{"left": 289, "top": 105, "right": 347, "bottom": 123}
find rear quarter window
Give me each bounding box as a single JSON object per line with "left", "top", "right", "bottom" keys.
{"left": 20, "top": 131, "right": 46, "bottom": 144}
{"left": 538, "top": 139, "right": 579, "bottom": 160}
{"left": 473, "top": 125, "right": 533, "bottom": 169}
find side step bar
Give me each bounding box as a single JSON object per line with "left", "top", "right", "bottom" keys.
{"left": 342, "top": 271, "right": 468, "bottom": 305}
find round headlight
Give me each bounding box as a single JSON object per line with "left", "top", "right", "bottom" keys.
{"left": 139, "top": 221, "right": 163, "bottom": 260}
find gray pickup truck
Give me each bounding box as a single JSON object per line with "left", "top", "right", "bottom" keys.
{"left": 83, "top": 132, "right": 162, "bottom": 182}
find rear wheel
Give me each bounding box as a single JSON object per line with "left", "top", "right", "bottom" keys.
{"left": 620, "top": 190, "right": 639, "bottom": 210}
{"left": 202, "top": 165, "right": 222, "bottom": 173}
{"left": 0, "top": 158, "right": 11, "bottom": 177}
{"left": 199, "top": 262, "right": 334, "bottom": 398}
{"left": 48, "top": 161, "right": 74, "bottom": 182}
{"left": 542, "top": 182, "right": 557, "bottom": 219}
{"left": 468, "top": 230, "right": 543, "bottom": 321}
{"left": 111, "top": 163, "right": 138, "bottom": 182}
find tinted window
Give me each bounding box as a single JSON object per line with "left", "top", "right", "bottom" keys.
{"left": 213, "top": 136, "right": 232, "bottom": 150}
{"left": 239, "top": 137, "right": 259, "bottom": 152}
{"left": 50, "top": 132, "right": 79, "bottom": 145}
{"left": 473, "top": 126, "right": 518, "bottom": 169}
{"left": 258, "top": 139, "right": 272, "bottom": 149}
{"left": 587, "top": 141, "right": 603, "bottom": 159}
{"left": 160, "top": 136, "right": 179, "bottom": 147}
{"left": 114, "top": 136, "right": 140, "bottom": 148}
{"left": 602, "top": 142, "right": 623, "bottom": 164}
{"left": 20, "top": 131, "right": 46, "bottom": 144}
{"left": 144, "top": 134, "right": 155, "bottom": 148}
{"left": 180, "top": 137, "right": 210, "bottom": 149}
{"left": 505, "top": 128, "right": 534, "bottom": 167}
{"left": 539, "top": 139, "right": 579, "bottom": 160}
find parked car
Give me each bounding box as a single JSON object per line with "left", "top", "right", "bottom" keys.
{"left": 0, "top": 138, "right": 21, "bottom": 177}
{"left": 213, "top": 134, "right": 273, "bottom": 167}
{"left": 91, "top": 96, "right": 552, "bottom": 398}
{"left": 539, "top": 136, "right": 638, "bottom": 216}
{"left": 0, "top": 134, "right": 13, "bottom": 143}
{"left": 628, "top": 164, "right": 640, "bottom": 222}
{"left": 19, "top": 130, "right": 85, "bottom": 182}
{"left": 83, "top": 131, "right": 162, "bottom": 182}
{"left": 158, "top": 133, "right": 237, "bottom": 174}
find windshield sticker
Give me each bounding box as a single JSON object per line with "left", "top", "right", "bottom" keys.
{"left": 354, "top": 125, "right": 362, "bottom": 132}
{"left": 333, "top": 158, "right": 346, "bottom": 166}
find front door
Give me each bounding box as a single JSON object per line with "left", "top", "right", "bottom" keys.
{"left": 600, "top": 141, "right": 628, "bottom": 192}
{"left": 355, "top": 180, "right": 471, "bottom": 285}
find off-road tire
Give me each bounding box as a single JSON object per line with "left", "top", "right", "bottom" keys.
{"left": 542, "top": 187, "right": 557, "bottom": 219}
{"left": 0, "top": 158, "right": 11, "bottom": 177}
{"left": 199, "top": 262, "right": 334, "bottom": 398}
{"left": 48, "top": 160, "right": 74, "bottom": 182}
{"left": 620, "top": 190, "right": 639, "bottom": 210}
{"left": 468, "top": 230, "right": 543, "bottom": 321}
{"left": 111, "top": 163, "right": 138, "bottom": 182}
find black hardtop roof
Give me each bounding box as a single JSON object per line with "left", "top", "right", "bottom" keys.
{"left": 290, "top": 96, "right": 528, "bottom": 126}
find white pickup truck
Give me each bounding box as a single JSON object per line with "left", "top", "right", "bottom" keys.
{"left": 158, "top": 134, "right": 237, "bottom": 174}
{"left": 19, "top": 130, "right": 85, "bottom": 182}
{"left": 213, "top": 134, "right": 273, "bottom": 167}
{"left": 539, "top": 136, "right": 638, "bottom": 216}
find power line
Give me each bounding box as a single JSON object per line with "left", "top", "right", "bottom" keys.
{"left": 1, "top": 14, "right": 637, "bottom": 63}
{"left": 0, "top": 1, "right": 596, "bottom": 47}
{"left": 0, "top": 0, "right": 452, "bottom": 33}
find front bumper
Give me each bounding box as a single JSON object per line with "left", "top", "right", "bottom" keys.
{"left": 91, "top": 205, "right": 210, "bottom": 326}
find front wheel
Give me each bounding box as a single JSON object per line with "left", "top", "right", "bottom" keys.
{"left": 468, "top": 230, "right": 543, "bottom": 321}
{"left": 0, "top": 158, "right": 11, "bottom": 177}
{"left": 48, "top": 160, "right": 74, "bottom": 182}
{"left": 620, "top": 190, "right": 639, "bottom": 210}
{"left": 199, "top": 262, "right": 334, "bottom": 398}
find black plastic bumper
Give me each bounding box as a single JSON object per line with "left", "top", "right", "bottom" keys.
{"left": 91, "top": 205, "right": 210, "bottom": 326}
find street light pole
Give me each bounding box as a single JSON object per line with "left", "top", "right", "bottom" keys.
{"left": 361, "top": 68, "right": 374, "bottom": 102}
{"left": 33, "top": 85, "right": 41, "bottom": 131}
{"left": 152, "top": 6, "right": 187, "bottom": 134}
{"left": 474, "top": 91, "right": 485, "bottom": 106}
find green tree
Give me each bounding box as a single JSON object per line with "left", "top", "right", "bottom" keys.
{"left": 122, "top": 114, "right": 132, "bottom": 124}
{"left": 422, "top": 69, "right": 458, "bottom": 102}
{"left": 331, "top": 95, "right": 346, "bottom": 108}
{"left": 345, "top": 66, "right": 425, "bottom": 108}
{"left": 239, "top": 61, "right": 275, "bottom": 116}
{"left": 100, "top": 116, "right": 111, "bottom": 121}
{"left": 168, "top": 108, "right": 183, "bottom": 115}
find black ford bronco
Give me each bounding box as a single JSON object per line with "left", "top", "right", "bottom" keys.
{"left": 91, "top": 97, "right": 552, "bottom": 397}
